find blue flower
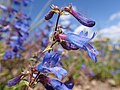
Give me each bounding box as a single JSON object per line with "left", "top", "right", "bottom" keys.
{"left": 41, "top": 51, "right": 62, "bottom": 67}
{"left": 37, "top": 51, "right": 62, "bottom": 68}
{"left": 4, "top": 50, "right": 15, "bottom": 60}
{"left": 58, "top": 31, "right": 98, "bottom": 62}
{"left": 48, "top": 78, "right": 74, "bottom": 90}
{"left": 37, "top": 66, "right": 67, "bottom": 80}
{"left": 66, "top": 32, "right": 96, "bottom": 48}
{"left": 10, "top": 36, "right": 25, "bottom": 51}
{"left": 85, "top": 43, "right": 98, "bottom": 62}
{"left": 46, "top": 67, "right": 67, "bottom": 80}
{"left": 3, "top": 48, "right": 21, "bottom": 60}
{"left": 36, "top": 51, "right": 67, "bottom": 80}
{"left": 38, "top": 75, "right": 73, "bottom": 90}
{"left": 7, "top": 74, "right": 23, "bottom": 87}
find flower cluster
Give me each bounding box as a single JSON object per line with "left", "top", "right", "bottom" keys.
{"left": 7, "top": 3, "right": 98, "bottom": 90}
{"left": 11, "top": 0, "right": 33, "bottom": 6}
{"left": 7, "top": 51, "right": 74, "bottom": 90}
{"left": 0, "top": 0, "right": 33, "bottom": 60}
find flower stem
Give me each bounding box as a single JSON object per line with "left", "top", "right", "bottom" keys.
{"left": 55, "top": 13, "right": 60, "bottom": 31}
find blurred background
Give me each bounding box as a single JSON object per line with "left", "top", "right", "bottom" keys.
{"left": 0, "top": 0, "right": 120, "bottom": 90}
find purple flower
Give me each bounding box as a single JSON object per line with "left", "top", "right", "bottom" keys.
{"left": 7, "top": 74, "right": 23, "bottom": 87}
{"left": 57, "top": 31, "right": 98, "bottom": 62}
{"left": 38, "top": 75, "right": 73, "bottom": 90}
{"left": 3, "top": 48, "right": 21, "bottom": 60}
{"left": 37, "top": 66, "right": 67, "bottom": 80}
{"left": 41, "top": 51, "right": 62, "bottom": 67}
{"left": 66, "top": 32, "right": 95, "bottom": 48}
{"left": 37, "top": 51, "right": 62, "bottom": 69}
{"left": 47, "top": 67, "right": 67, "bottom": 80}
{"left": 64, "top": 6, "right": 95, "bottom": 27}
{"left": 48, "top": 78, "right": 74, "bottom": 90}
{"left": 85, "top": 43, "right": 98, "bottom": 62}
{"left": 4, "top": 50, "right": 15, "bottom": 60}
{"left": 57, "top": 31, "right": 95, "bottom": 48}
{"left": 36, "top": 51, "right": 67, "bottom": 80}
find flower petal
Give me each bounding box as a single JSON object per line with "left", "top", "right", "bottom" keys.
{"left": 49, "top": 79, "right": 73, "bottom": 90}
{"left": 85, "top": 44, "right": 99, "bottom": 62}
{"left": 48, "top": 67, "right": 68, "bottom": 80}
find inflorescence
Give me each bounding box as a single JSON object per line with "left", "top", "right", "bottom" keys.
{"left": 1, "top": 2, "right": 99, "bottom": 90}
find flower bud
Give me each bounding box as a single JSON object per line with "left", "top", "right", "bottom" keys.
{"left": 64, "top": 6, "right": 95, "bottom": 27}
{"left": 7, "top": 74, "right": 23, "bottom": 87}
{"left": 45, "top": 11, "right": 55, "bottom": 20}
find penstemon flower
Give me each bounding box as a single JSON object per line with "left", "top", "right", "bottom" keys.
{"left": 55, "top": 31, "right": 98, "bottom": 62}
{"left": 64, "top": 5, "right": 95, "bottom": 27}
{"left": 36, "top": 51, "right": 67, "bottom": 80}
{"left": 37, "top": 74, "right": 74, "bottom": 90}
{"left": 48, "top": 78, "right": 74, "bottom": 90}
